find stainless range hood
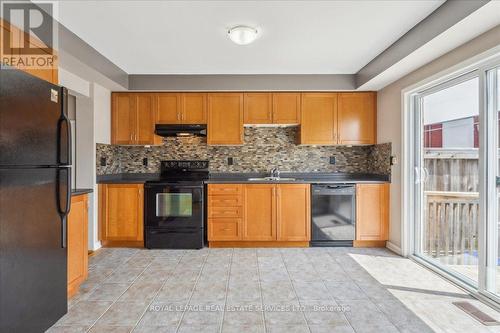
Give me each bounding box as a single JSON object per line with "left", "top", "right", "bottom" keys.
{"left": 154, "top": 124, "right": 207, "bottom": 137}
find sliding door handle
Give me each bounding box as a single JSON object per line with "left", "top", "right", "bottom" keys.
{"left": 497, "top": 177, "right": 500, "bottom": 187}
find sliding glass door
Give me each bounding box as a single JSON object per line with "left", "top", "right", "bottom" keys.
{"left": 411, "top": 59, "right": 500, "bottom": 303}
{"left": 486, "top": 66, "right": 500, "bottom": 297}
{"left": 414, "top": 73, "right": 481, "bottom": 286}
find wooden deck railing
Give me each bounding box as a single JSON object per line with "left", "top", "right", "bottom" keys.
{"left": 423, "top": 191, "right": 479, "bottom": 261}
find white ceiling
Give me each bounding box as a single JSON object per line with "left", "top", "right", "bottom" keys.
{"left": 56, "top": 0, "right": 444, "bottom": 75}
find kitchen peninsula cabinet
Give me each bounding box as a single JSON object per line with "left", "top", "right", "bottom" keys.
{"left": 207, "top": 183, "right": 310, "bottom": 247}
{"left": 67, "top": 194, "right": 88, "bottom": 298}
{"left": 98, "top": 184, "right": 144, "bottom": 247}
{"left": 354, "top": 183, "right": 389, "bottom": 247}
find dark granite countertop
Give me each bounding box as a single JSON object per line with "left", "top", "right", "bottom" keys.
{"left": 97, "top": 172, "right": 390, "bottom": 184}
{"left": 206, "top": 172, "right": 390, "bottom": 184}
{"left": 97, "top": 173, "right": 160, "bottom": 184}
{"left": 72, "top": 188, "right": 93, "bottom": 196}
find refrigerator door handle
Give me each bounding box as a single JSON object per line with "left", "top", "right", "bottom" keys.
{"left": 57, "top": 117, "right": 70, "bottom": 165}
{"left": 57, "top": 88, "right": 71, "bottom": 165}
{"left": 56, "top": 168, "right": 71, "bottom": 248}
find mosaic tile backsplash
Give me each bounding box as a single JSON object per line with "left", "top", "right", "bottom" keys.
{"left": 97, "top": 127, "right": 392, "bottom": 176}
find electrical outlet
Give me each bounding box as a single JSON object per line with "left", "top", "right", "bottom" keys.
{"left": 143, "top": 158, "right": 148, "bottom": 166}
{"left": 227, "top": 157, "right": 234, "bottom": 165}
{"left": 100, "top": 157, "right": 106, "bottom": 166}
{"left": 390, "top": 156, "right": 398, "bottom": 166}
{"left": 329, "top": 156, "right": 336, "bottom": 165}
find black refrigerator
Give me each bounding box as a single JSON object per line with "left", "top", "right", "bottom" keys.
{"left": 0, "top": 68, "right": 71, "bottom": 332}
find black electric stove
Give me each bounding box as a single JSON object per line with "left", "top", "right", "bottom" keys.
{"left": 144, "top": 160, "right": 209, "bottom": 249}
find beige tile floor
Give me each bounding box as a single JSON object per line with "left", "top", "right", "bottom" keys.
{"left": 46, "top": 247, "right": 500, "bottom": 333}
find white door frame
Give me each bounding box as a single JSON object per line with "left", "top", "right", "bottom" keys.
{"left": 401, "top": 48, "right": 500, "bottom": 307}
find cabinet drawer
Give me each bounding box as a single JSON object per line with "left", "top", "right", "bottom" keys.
{"left": 208, "top": 195, "right": 242, "bottom": 207}
{"left": 208, "top": 219, "right": 241, "bottom": 241}
{"left": 209, "top": 206, "right": 243, "bottom": 218}
{"left": 208, "top": 184, "right": 242, "bottom": 196}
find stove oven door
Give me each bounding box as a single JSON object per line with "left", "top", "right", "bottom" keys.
{"left": 145, "top": 183, "right": 204, "bottom": 229}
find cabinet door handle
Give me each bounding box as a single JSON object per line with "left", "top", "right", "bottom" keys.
{"left": 177, "top": 112, "right": 180, "bottom": 121}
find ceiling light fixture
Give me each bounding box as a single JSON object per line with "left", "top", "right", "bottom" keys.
{"left": 227, "top": 25, "right": 259, "bottom": 45}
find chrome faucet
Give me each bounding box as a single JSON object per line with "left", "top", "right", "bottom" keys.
{"left": 270, "top": 167, "right": 280, "bottom": 179}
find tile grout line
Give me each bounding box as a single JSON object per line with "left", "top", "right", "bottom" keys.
{"left": 279, "top": 248, "right": 311, "bottom": 333}
{"left": 70, "top": 249, "right": 132, "bottom": 309}
{"left": 130, "top": 250, "right": 187, "bottom": 333}
{"left": 322, "top": 249, "right": 354, "bottom": 330}
{"left": 85, "top": 249, "right": 152, "bottom": 332}
{"left": 348, "top": 252, "right": 403, "bottom": 331}
{"left": 255, "top": 249, "right": 268, "bottom": 333}
{"left": 329, "top": 249, "right": 402, "bottom": 332}
{"left": 219, "top": 248, "right": 235, "bottom": 333}
{"left": 327, "top": 250, "right": 360, "bottom": 331}
{"left": 174, "top": 250, "right": 211, "bottom": 333}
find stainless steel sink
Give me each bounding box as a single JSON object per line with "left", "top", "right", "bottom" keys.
{"left": 247, "top": 177, "right": 296, "bottom": 181}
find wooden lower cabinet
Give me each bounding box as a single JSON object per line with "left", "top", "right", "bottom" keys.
{"left": 277, "top": 184, "right": 311, "bottom": 241}
{"left": 243, "top": 184, "right": 276, "bottom": 241}
{"left": 99, "top": 184, "right": 144, "bottom": 247}
{"left": 354, "top": 183, "right": 390, "bottom": 247}
{"left": 207, "top": 184, "right": 310, "bottom": 247}
{"left": 67, "top": 194, "right": 88, "bottom": 298}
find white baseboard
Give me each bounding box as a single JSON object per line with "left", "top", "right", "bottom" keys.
{"left": 91, "top": 241, "right": 102, "bottom": 252}
{"left": 386, "top": 241, "right": 403, "bottom": 256}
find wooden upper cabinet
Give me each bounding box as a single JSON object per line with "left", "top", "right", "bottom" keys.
{"left": 207, "top": 93, "right": 244, "bottom": 145}
{"left": 112, "top": 93, "right": 155, "bottom": 145}
{"left": 156, "top": 93, "right": 181, "bottom": 124}
{"left": 112, "top": 94, "right": 135, "bottom": 144}
{"left": 300, "top": 93, "right": 337, "bottom": 145}
{"left": 136, "top": 94, "right": 155, "bottom": 144}
{"left": 155, "top": 93, "right": 206, "bottom": 125}
{"left": 273, "top": 93, "right": 300, "bottom": 124}
{"left": 338, "top": 92, "right": 376, "bottom": 145}
{"left": 99, "top": 184, "right": 144, "bottom": 242}
{"left": 243, "top": 184, "right": 276, "bottom": 241}
{"left": 244, "top": 93, "right": 273, "bottom": 124}
{"left": 277, "top": 184, "right": 310, "bottom": 241}
{"left": 182, "top": 93, "right": 207, "bottom": 124}
{"left": 67, "top": 194, "right": 88, "bottom": 298}
{"left": 356, "top": 183, "right": 389, "bottom": 241}
{"left": 243, "top": 93, "right": 300, "bottom": 124}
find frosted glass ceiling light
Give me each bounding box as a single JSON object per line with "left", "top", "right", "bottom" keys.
{"left": 228, "top": 25, "right": 259, "bottom": 45}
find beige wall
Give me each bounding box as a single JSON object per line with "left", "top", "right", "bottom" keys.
{"left": 377, "top": 24, "right": 500, "bottom": 252}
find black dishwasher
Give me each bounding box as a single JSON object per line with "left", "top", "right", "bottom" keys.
{"left": 311, "top": 184, "right": 356, "bottom": 247}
